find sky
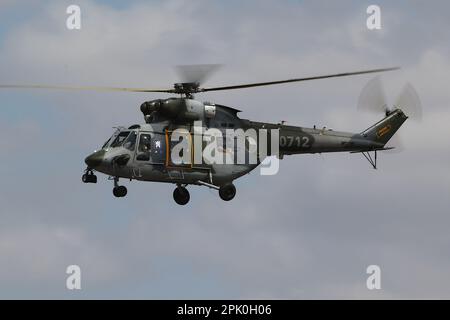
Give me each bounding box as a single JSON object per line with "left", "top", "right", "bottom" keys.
{"left": 0, "top": 0, "right": 449, "bottom": 299}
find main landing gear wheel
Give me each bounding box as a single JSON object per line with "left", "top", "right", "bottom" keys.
{"left": 113, "top": 185, "right": 127, "bottom": 198}
{"left": 219, "top": 183, "right": 236, "bottom": 201}
{"left": 112, "top": 176, "right": 127, "bottom": 198}
{"left": 173, "top": 186, "right": 190, "bottom": 205}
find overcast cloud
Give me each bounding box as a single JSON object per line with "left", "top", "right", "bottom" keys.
{"left": 0, "top": 0, "right": 449, "bottom": 299}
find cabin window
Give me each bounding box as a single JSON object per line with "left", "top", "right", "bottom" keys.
{"left": 138, "top": 134, "right": 152, "bottom": 153}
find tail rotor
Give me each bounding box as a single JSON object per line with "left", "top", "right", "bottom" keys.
{"left": 357, "top": 76, "right": 422, "bottom": 151}
{"left": 394, "top": 83, "right": 423, "bottom": 121}
{"left": 357, "top": 76, "right": 390, "bottom": 116}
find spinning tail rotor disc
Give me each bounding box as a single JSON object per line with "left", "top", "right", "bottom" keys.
{"left": 357, "top": 76, "right": 423, "bottom": 152}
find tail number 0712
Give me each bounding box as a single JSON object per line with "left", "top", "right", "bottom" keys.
{"left": 280, "top": 135, "right": 310, "bottom": 148}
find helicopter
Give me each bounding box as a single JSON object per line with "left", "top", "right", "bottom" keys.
{"left": 0, "top": 65, "right": 422, "bottom": 205}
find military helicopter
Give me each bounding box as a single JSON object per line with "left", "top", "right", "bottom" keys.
{"left": 0, "top": 65, "right": 422, "bottom": 205}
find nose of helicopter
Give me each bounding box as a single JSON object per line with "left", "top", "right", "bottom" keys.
{"left": 84, "top": 149, "right": 106, "bottom": 168}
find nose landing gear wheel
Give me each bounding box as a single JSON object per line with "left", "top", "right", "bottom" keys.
{"left": 173, "top": 186, "right": 190, "bottom": 205}
{"left": 219, "top": 183, "right": 236, "bottom": 201}
{"left": 113, "top": 185, "right": 127, "bottom": 198}
{"left": 82, "top": 171, "right": 97, "bottom": 183}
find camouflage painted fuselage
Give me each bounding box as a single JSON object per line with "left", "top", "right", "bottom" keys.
{"left": 86, "top": 102, "right": 407, "bottom": 187}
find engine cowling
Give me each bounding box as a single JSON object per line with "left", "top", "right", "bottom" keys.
{"left": 140, "top": 98, "right": 216, "bottom": 122}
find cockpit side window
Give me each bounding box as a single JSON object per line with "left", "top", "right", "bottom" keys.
{"left": 110, "top": 131, "right": 130, "bottom": 148}
{"left": 123, "top": 131, "right": 137, "bottom": 151}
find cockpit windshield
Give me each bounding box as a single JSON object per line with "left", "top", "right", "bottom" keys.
{"left": 123, "top": 131, "right": 137, "bottom": 151}
{"left": 101, "top": 138, "right": 111, "bottom": 149}
{"left": 110, "top": 131, "right": 130, "bottom": 148}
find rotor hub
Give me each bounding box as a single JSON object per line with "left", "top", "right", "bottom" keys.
{"left": 173, "top": 82, "right": 201, "bottom": 96}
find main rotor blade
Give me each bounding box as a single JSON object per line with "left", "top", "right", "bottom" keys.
{"left": 0, "top": 67, "right": 400, "bottom": 95}
{"left": 0, "top": 84, "right": 173, "bottom": 93}
{"left": 201, "top": 67, "right": 400, "bottom": 92}
{"left": 175, "top": 64, "right": 221, "bottom": 85}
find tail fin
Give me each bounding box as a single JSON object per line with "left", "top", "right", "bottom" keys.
{"left": 361, "top": 109, "right": 408, "bottom": 146}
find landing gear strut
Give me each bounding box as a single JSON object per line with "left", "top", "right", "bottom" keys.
{"left": 362, "top": 150, "right": 378, "bottom": 169}
{"left": 82, "top": 169, "right": 97, "bottom": 183}
{"left": 112, "top": 177, "right": 127, "bottom": 198}
{"left": 173, "top": 185, "right": 190, "bottom": 205}
{"left": 219, "top": 183, "right": 236, "bottom": 201}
